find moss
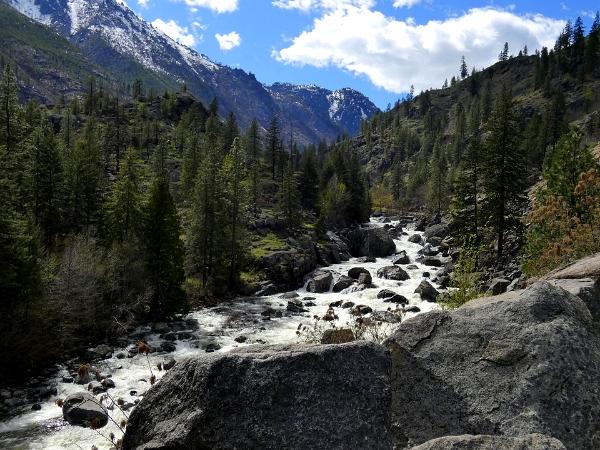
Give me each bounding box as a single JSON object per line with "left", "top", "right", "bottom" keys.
{"left": 249, "top": 232, "right": 287, "bottom": 259}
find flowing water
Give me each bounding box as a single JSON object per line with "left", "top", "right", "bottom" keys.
{"left": 0, "top": 218, "right": 444, "bottom": 450}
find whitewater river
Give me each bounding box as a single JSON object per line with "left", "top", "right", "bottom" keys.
{"left": 0, "top": 218, "right": 443, "bottom": 449}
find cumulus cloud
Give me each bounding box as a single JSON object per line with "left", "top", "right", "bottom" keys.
{"left": 215, "top": 31, "right": 241, "bottom": 50}
{"left": 182, "top": 0, "right": 239, "bottom": 13}
{"left": 152, "top": 18, "right": 196, "bottom": 46}
{"left": 393, "top": 0, "right": 422, "bottom": 8}
{"left": 272, "top": 0, "right": 374, "bottom": 12}
{"left": 274, "top": 6, "right": 565, "bottom": 93}
{"left": 137, "top": 0, "right": 149, "bottom": 8}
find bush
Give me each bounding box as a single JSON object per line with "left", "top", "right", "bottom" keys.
{"left": 439, "top": 236, "right": 484, "bottom": 309}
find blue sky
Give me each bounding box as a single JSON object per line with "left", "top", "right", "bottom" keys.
{"left": 129, "top": 0, "right": 598, "bottom": 108}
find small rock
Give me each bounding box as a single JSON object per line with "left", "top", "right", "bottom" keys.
{"left": 342, "top": 302, "right": 355, "bottom": 308}
{"left": 163, "top": 358, "right": 176, "bottom": 370}
{"left": 306, "top": 271, "right": 333, "bottom": 293}
{"left": 205, "top": 343, "right": 221, "bottom": 353}
{"left": 384, "top": 294, "right": 409, "bottom": 305}
{"left": 101, "top": 379, "right": 115, "bottom": 389}
{"left": 377, "top": 289, "right": 397, "bottom": 299}
{"left": 161, "top": 341, "right": 176, "bottom": 353}
{"left": 348, "top": 267, "right": 371, "bottom": 280}
{"left": 356, "top": 256, "right": 377, "bottom": 263}
{"left": 408, "top": 234, "right": 423, "bottom": 244}
{"left": 332, "top": 276, "right": 356, "bottom": 292}
{"left": 488, "top": 278, "right": 511, "bottom": 295}
{"left": 404, "top": 305, "right": 421, "bottom": 313}
{"left": 420, "top": 257, "right": 443, "bottom": 267}
{"left": 377, "top": 266, "right": 410, "bottom": 281}
{"left": 358, "top": 272, "right": 373, "bottom": 285}
{"left": 234, "top": 336, "right": 248, "bottom": 343}
{"left": 162, "top": 332, "right": 177, "bottom": 342}
{"left": 392, "top": 251, "right": 410, "bottom": 265}
{"left": 352, "top": 305, "right": 373, "bottom": 315}
{"left": 279, "top": 292, "right": 300, "bottom": 299}
{"left": 87, "top": 381, "right": 106, "bottom": 395}
{"left": 415, "top": 280, "right": 440, "bottom": 302}
{"left": 321, "top": 328, "right": 355, "bottom": 344}
{"left": 329, "top": 300, "right": 343, "bottom": 307}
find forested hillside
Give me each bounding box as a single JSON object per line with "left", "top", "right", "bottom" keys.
{"left": 357, "top": 13, "right": 600, "bottom": 282}
{"left": 0, "top": 65, "right": 372, "bottom": 383}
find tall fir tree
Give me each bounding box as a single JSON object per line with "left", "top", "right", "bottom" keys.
{"left": 142, "top": 172, "right": 186, "bottom": 318}
{"left": 481, "top": 86, "right": 527, "bottom": 259}
{"left": 245, "top": 118, "right": 262, "bottom": 214}
{"left": 266, "top": 116, "right": 281, "bottom": 181}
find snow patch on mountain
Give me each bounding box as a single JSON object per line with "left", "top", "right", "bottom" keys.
{"left": 8, "top": 0, "right": 52, "bottom": 25}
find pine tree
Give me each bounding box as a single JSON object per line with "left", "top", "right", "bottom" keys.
{"left": 451, "top": 111, "right": 482, "bottom": 242}
{"left": 279, "top": 161, "right": 301, "bottom": 228}
{"left": 142, "top": 172, "right": 186, "bottom": 319}
{"left": 30, "top": 121, "right": 63, "bottom": 249}
{"left": 460, "top": 56, "right": 468, "bottom": 79}
{"left": 266, "top": 116, "right": 281, "bottom": 181}
{"left": 585, "top": 12, "right": 600, "bottom": 75}
{"left": 245, "top": 119, "right": 262, "bottom": 214}
{"left": 221, "top": 137, "right": 247, "bottom": 285}
{"left": 481, "top": 86, "right": 527, "bottom": 259}
{"left": 452, "top": 102, "right": 466, "bottom": 162}
{"left": 499, "top": 42, "right": 509, "bottom": 61}
{"left": 427, "top": 139, "right": 447, "bottom": 214}
{"left": 543, "top": 130, "right": 595, "bottom": 211}
{"left": 221, "top": 111, "right": 239, "bottom": 155}
{"left": 180, "top": 130, "right": 202, "bottom": 198}
{"left": 107, "top": 148, "right": 142, "bottom": 243}
{"left": 0, "top": 65, "right": 21, "bottom": 156}
{"left": 187, "top": 115, "right": 223, "bottom": 288}
{"left": 299, "top": 147, "right": 319, "bottom": 211}
{"left": 63, "top": 118, "right": 105, "bottom": 233}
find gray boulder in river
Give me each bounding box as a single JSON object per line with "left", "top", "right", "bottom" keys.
{"left": 343, "top": 227, "right": 396, "bottom": 257}
{"left": 122, "top": 342, "right": 392, "bottom": 450}
{"left": 62, "top": 392, "right": 108, "bottom": 428}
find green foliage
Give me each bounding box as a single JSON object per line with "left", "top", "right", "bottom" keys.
{"left": 438, "top": 236, "right": 484, "bottom": 309}
{"left": 142, "top": 172, "right": 186, "bottom": 318}
{"left": 480, "top": 86, "right": 527, "bottom": 259}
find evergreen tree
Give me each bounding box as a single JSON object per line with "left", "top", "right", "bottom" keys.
{"left": 180, "top": 130, "right": 202, "bottom": 198}
{"left": 245, "top": 119, "right": 262, "bottom": 214}
{"left": 30, "top": 121, "right": 63, "bottom": 249}
{"left": 278, "top": 161, "right": 301, "bottom": 228}
{"left": 221, "top": 111, "right": 239, "bottom": 155}
{"left": 107, "top": 148, "right": 142, "bottom": 243}
{"left": 585, "top": 12, "right": 600, "bottom": 75}
{"left": 266, "top": 116, "right": 281, "bottom": 181}
{"left": 427, "top": 139, "right": 447, "bottom": 214}
{"left": 481, "top": 87, "right": 527, "bottom": 259}
{"left": 451, "top": 113, "right": 482, "bottom": 242}
{"left": 142, "top": 172, "right": 186, "bottom": 318}
{"left": 499, "top": 42, "right": 509, "bottom": 61}
{"left": 221, "top": 137, "right": 247, "bottom": 285}
{"left": 63, "top": 118, "right": 105, "bottom": 233}
{"left": 187, "top": 115, "right": 223, "bottom": 288}
{"left": 299, "top": 146, "right": 319, "bottom": 211}
{"left": 543, "top": 130, "right": 595, "bottom": 211}
{"left": 460, "top": 56, "right": 468, "bottom": 79}
{"left": 0, "top": 65, "right": 21, "bottom": 156}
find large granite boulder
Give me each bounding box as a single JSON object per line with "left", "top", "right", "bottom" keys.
{"left": 384, "top": 282, "right": 600, "bottom": 449}
{"left": 62, "top": 392, "right": 108, "bottom": 428}
{"left": 261, "top": 246, "right": 318, "bottom": 290}
{"left": 123, "top": 342, "right": 392, "bottom": 450}
{"left": 306, "top": 271, "right": 333, "bottom": 293}
{"left": 343, "top": 227, "right": 396, "bottom": 257}
{"left": 410, "top": 434, "right": 566, "bottom": 450}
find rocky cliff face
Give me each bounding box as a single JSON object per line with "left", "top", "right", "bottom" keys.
{"left": 4, "top": 0, "right": 379, "bottom": 144}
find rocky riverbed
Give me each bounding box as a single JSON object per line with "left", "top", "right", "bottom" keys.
{"left": 0, "top": 218, "right": 446, "bottom": 449}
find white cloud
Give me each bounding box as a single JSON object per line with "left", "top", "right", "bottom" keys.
{"left": 274, "top": 6, "right": 565, "bottom": 93}
{"left": 152, "top": 18, "right": 196, "bottom": 46}
{"left": 137, "top": 0, "right": 149, "bottom": 8}
{"left": 182, "top": 0, "right": 239, "bottom": 13}
{"left": 393, "top": 0, "right": 422, "bottom": 8}
{"left": 215, "top": 31, "right": 241, "bottom": 50}
{"left": 272, "top": 0, "right": 374, "bottom": 12}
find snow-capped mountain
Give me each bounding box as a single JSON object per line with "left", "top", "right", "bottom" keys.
{"left": 4, "top": 0, "right": 379, "bottom": 143}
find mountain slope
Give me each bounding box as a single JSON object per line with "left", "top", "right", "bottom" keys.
{"left": 0, "top": 1, "right": 104, "bottom": 102}
{"left": 4, "top": 0, "right": 379, "bottom": 143}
